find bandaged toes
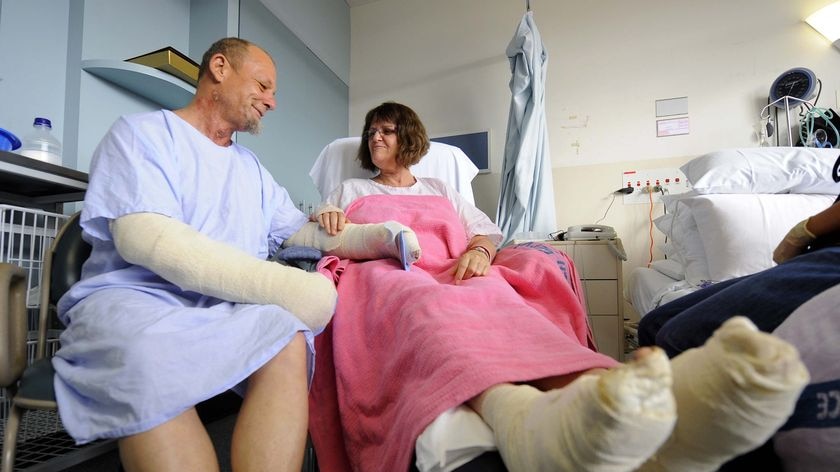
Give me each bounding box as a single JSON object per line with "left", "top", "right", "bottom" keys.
{"left": 481, "top": 348, "right": 676, "bottom": 472}
{"left": 285, "top": 221, "right": 421, "bottom": 265}
{"left": 639, "top": 316, "right": 810, "bottom": 472}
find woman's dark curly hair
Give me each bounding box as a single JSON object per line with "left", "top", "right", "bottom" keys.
{"left": 357, "top": 102, "right": 430, "bottom": 172}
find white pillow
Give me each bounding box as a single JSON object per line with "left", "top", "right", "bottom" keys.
{"left": 650, "top": 259, "right": 685, "bottom": 281}
{"left": 675, "top": 194, "right": 835, "bottom": 282}
{"left": 654, "top": 199, "right": 711, "bottom": 287}
{"left": 682, "top": 147, "right": 840, "bottom": 195}
{"left": 309, "top": 137, "right": 479, "bottom": 203}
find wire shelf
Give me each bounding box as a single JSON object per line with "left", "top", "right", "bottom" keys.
{"left": 0, "top": 205, "right": 69, "bottom": 311}
{"left": 1, "top": 205, "right": 72, "bottom": 468}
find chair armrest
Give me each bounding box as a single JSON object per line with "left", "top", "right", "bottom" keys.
{"left": 0, "top": 262, "right": 28, "bottom": 389}
{"left": 270, "top": 247, "right": 323, "bottom": 272}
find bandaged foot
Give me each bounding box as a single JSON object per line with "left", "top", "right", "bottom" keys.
{"left": 480, "top": 348, "right": 676, "bottom": 472}
{"left": 284, "top": 221, "right": 421, "bottom": 265}
{"left": 638, "top": 316, "right": 810, "bottom": 472}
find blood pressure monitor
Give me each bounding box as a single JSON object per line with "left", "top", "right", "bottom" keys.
{"left": 769, "top": 67, "right": 817, "bottom": 107}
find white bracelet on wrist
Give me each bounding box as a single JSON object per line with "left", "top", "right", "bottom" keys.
{"left": 469, "top": 245, "right": 492, "bottom": 260}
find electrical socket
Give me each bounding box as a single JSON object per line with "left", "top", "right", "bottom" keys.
{"left": 621, "top": 168, "right": 691, "bottom": 204}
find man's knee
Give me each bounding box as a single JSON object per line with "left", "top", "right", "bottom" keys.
{"left": 256, "top": 332, "right": 308, "bottom": 379}
{"left": 654, "top": 315, "right": 722, "bottom": 358}
{"left": 284, "top": 332, "right": 307, "bottom": 357}
{"left": 653, "top": 325, "right": 684, "bottom": 358}
{"left": 638, "top": 307, "right": 674, "bottom": 348}
{"left": 637, "top": 315, "right": 661, "bottom": 347}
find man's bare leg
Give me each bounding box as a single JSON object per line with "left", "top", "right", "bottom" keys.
{"left": 119, "top": 408, "right": 219, "bottom": 472}
{"left": 231, "top": 332, "right": 309, "bottom": 472}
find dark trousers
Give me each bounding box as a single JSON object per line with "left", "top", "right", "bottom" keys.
{"left": 638, "top": 246, "right": 840, "bottom": 357}
{"left": 637, "top": 246, "right": 840, "bottom": 470}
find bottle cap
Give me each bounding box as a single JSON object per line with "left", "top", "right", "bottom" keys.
{"left": 33, "top": 117, "right": 52, "bottom": 128}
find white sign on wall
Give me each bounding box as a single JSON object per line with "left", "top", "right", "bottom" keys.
{"left": 656, "top": 117, "right": 690, "bottom": 137}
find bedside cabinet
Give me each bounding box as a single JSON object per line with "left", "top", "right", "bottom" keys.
{"left": 540, "top": 239, "right": 626, "bottom": 361}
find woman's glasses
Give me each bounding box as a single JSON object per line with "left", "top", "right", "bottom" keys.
{"left": 364, "top": 127, "right": 398, "bottom": 140}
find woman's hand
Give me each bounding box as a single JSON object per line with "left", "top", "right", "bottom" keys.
{"left": 452, "top": 248, "right": 491, "bottom": 283}
{"left": 452, "top": 236, "right": 496, "bottom": 283}
{"left": 313, "top": 204, "right": 350, "bottom": 236}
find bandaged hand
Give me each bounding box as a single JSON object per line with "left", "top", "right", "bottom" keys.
{"left": 314, "top": 203, "right": 349, "bottom": 236}
{"left": 285, "top": 220, "right": 421, "bottom": 265}
{"left": 452, "top": 246, "right": 492, "bottom": 284}
{"left": 773, "top": 218, "right": 816, "bottom": 264}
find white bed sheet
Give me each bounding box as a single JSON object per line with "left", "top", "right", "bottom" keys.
{"left": 656, "top": 194, "right": 836, "bottom": 287}
{"left": 629, "top": 266, "right": 698, "bottom": 317}
{"left": 642, "top": 193, "right": 836, "bottom": 319}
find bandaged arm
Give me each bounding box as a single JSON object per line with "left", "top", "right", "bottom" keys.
{"left": 284, "top": 219, "right": 421, "bottom": 264}
{"left": 111, "top": 212, "right": 336, "bottom": 331}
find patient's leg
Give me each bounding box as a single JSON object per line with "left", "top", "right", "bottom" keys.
{"left": 475, "top": 348, "right": 677, "bottom": 472}
{"left": 284, "top": 221, "right": 421, "bottom": 264}
{"left": 638, "top": 316, "right": 809, "bottom": 472}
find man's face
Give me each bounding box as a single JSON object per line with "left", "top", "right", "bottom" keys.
{"left": 221, "top": 46, "right": 277, "bottom": 134}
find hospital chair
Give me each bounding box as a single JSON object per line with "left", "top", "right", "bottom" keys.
{"left": 0, "top": 212, "right": 95, "bottom": 472}
{"left": 0, "top": 213, "right": 316, "bottom": 472}
{"left": 311, "top": 138, "right": 508, "bottom": 472}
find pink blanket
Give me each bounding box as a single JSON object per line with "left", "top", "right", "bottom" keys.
{"left": 310, "top": 195, "right": 618, "bottom": 472}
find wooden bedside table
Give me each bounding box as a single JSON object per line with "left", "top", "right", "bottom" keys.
{"left": 539, "top": 239, "right": 626, "bottom": 361}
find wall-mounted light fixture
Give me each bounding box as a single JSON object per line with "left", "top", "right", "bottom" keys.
{"left": 805, "top": 1, "right": 840, "bottom": 50}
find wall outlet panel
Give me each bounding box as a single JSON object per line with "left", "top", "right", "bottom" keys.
{"left": 621, "top": 168, "right": 691, "bottom": 204}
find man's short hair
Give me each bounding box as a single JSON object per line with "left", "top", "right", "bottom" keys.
{"left": 198, "top": 37, "right": 254, "bottom": 80}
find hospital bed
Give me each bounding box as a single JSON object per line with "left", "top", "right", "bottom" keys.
{"left": 626, "top": 146, "right": 840, "bottom": 471}
{"left": 628, "top": 147, "right": 839, "bottom": 317}
{"left": 310, "top": 137, "right": 507, "bottom": 472}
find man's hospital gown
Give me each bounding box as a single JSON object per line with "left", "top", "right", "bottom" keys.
{"left": 53, "top": 110, "right": 311, "bottom": 444}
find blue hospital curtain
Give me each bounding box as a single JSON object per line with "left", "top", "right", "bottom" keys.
{"left": 496, "top": 10, "right": 556, "bottom": 244}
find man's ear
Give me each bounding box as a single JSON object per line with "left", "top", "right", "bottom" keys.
{"left": 208, "top": 53, "right": 228, "bottom": 83}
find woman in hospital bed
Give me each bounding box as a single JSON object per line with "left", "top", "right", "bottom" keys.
{"left": 287, "top": 102, "right": 810, "bottom": 472}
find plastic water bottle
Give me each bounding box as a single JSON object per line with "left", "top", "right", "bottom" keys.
{"left": 18, "top": 117, "right": 62, "bottom": 165}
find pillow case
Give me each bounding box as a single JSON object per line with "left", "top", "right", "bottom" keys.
{"left": 309, "top": 137, "right": 479, "bottom": 203}
{"left": 662, "top": 194, "right": 835, "bottom": 282}
{"left": 654, "top": 199, "right": 711, "bottom": 287}
{"left": 682, "top": 147, "right": 840, "bottom": 195}
{"left": 650, "top": 259, "right": 685, "bottom": 281}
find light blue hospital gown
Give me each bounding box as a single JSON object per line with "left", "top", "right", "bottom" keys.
{"left": 53, "top": 110, "right": 312, "bottom": 444}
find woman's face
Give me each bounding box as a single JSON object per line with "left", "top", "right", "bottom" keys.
{"left": 366, "top": 120, "right": 400, "bottom": 171}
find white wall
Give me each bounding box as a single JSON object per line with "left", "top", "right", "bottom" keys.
{"left": 258, "top": 0, "right": 350, "bottom": 85}
{"left": 0, "top": 0, "right": 70, "bottom": 151}
{"left": 74, "top": 0, "right": 193, "bottom": 173}
{"left": 239, "top": 0, "right": 349, "bottom": 206}
{"left": 349, "top": 0, "right": 840, "bottom": 311}
{"left": 0, "top": 0, "right": 349, "bottom": 208}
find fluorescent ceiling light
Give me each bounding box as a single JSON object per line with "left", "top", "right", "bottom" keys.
{"left": 805, "top": 1, "right": 840, "bottom": 49}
